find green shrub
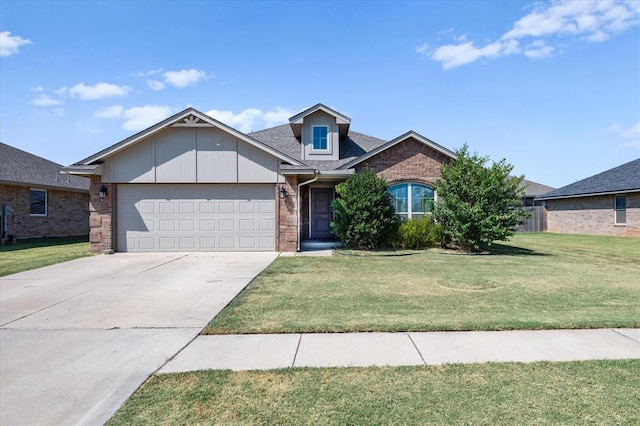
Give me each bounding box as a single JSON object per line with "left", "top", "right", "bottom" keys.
{"left": 398, "top": 217, "right": 443, "bottom": 249}
{"left": 331, "top": 168, "right": 399, "bottom": 250}
{"left": 434, "top": 144, "right": 526, "bottom": 252}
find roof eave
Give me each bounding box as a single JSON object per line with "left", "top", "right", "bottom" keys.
{"left": 536, "top": 188, "right": 640, "bottom": 201}
{"left": 75, "top": 108, "right": 302, "bottom": 167}
{"left": 339, "top": 130, "right": 455, "bottom": 170}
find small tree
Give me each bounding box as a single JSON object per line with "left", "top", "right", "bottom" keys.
{"left": 331, "top": 168, "right": 399, "bottom": 249}
{"left": 434, "top": 144, "right": 526, "bottom": 252}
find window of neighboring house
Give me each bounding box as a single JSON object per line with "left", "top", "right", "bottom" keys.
{"left": 615, "top": 195, "right": 626, "bottom": 225}
{"left": 388, "top": 183, "right": 434, "bottom": 222}
{"left": 312, "top": 126, "right": 329, "bottom": 151}
{"left": 30, "top": 189, "right": 47, "bottom": 216}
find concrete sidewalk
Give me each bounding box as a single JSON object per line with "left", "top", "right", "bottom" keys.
{"left": 160, "top": 328, "right": 640, "bottom": 373}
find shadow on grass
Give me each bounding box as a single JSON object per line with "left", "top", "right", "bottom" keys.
{"left": 434, "top": 243, "right": 551, "bottom": 257}
{"left": 487, "top": 243, "right": 551, "bottom": 256}
{"left": 0, "top": 236, "right": 89, "bottom": 252}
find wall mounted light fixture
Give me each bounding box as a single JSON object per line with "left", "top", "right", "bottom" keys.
{"left": 98, "top": 185, "right": 108, "bottom": 199}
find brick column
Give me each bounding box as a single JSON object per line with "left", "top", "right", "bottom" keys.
{"left": 277, "top": 176, "right": 298, "bottom": 252}
{"left": 89, "top": 176, "right": 114, "bottom": 254}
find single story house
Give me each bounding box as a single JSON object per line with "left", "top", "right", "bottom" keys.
{"left": 0, "top": 142, "right": 90, "bottom": 242}
{"left": 65, "top": 104, "right": 456, "bottom": 253}
{"left": 536, "top": 158, "right": 639, "bottom": 237}
{"left": 520, "top": 179, "right": 555, "bottom": 207}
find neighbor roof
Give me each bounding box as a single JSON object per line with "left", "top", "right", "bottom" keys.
{"left": 0, "top": 142, "right": 89, "bottom": 191}
{"left": 537, "top": 158, "right": 640, "bottom": 200}
{"left": 520, "top": 179, "right": 555, "bottom": 197}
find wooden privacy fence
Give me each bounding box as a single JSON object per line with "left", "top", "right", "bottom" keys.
{"left": 518, "top": 206, "right": 546, "bottom": 233}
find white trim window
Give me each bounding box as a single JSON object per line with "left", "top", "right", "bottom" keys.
{"left": 312, "top": 126, "right": 329, "bottom": 151}
{"left": 30, "top": 188, "right": 47, "bottom": 216}
{"left": 615, "top": 195, "right": 626, "bottom": 225}
{"left": 388, "top": 183, "right": 434, "bottom": 222}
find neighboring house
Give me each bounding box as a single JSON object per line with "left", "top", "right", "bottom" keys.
{"left": 536, "top": 158, "right": 640, "bottom": 237}
{"left": 520, "top": 179, "right": 555, "bottom": 207}
{"left": 0, "top": 142, "right": 90, "bottom": 242}
{"left": 516, "top": 179, "right": 556, "bottom": 233}
{"left": 65, "top": 104, "right": 456, "bottom": 254}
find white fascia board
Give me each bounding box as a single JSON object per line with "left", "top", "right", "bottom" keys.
{"left": 76, "top": 108, "right": 301, "bottom": 166}
{"left": 289, "top": 104, "right": 351, "bottom": 125}
{"left": 339, "top": 131, "right": 455, "bottom": 170}
{"left": 62, "top": 164, "right": 104, "bottom": 175}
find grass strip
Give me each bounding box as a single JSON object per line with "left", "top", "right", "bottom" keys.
{"left": 109, "top": 360, "right": 640, "bottom": 425}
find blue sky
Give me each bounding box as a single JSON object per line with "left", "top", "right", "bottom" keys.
{"left": 1, "top": 0, "right": 638, "bottom": 188}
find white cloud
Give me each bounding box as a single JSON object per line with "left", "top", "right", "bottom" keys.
{"left": 147, "top": 80, "right": 166, "bottom": 91}
{"left": 423, "top": 0, "right": 640, "bottom": 69}
{"left": 122, "top": 105, "right": 173, "bottom": 131}
{"left": 32, "top": 94, "right": 62, "bottom": 106}
{"left": 54, "top": 86, "right": 69, "bottom": 96}
{"left": 30, "top": 86, "right": 44, "bottom": 92}
{"left": 53, "top": 108, "right": 66, "bottom": 117}
{"left": 610, "top": 122, "right": 640, "bottom": 151}
{"left": 67, "top": 82, "right": 131, "bottom": 100}
{"left": 429, "top": 40, "right": 516, "bottom": 70}
{"left": 0, "top": 31, "right": 32, "bottom": 57}
{"left": 94, "top": 105, "right": 124, "bottom": 118}
{"left": 205, "top": 106, "right": 294, "bottom": 133}
{"left": 163, "top": 69, "right": 208, "bottom": 88}
{"left": 523, "top": 40, "right": 555, "bottom": 59}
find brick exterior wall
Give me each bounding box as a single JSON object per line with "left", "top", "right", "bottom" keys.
{"left": 545, "top": 193, "right": 640, "bottom": 237}
{"left": 0, "top": 183, "right": 88, "bottom": 240}
{"left": 277, "top": 175, "right": 298, "bottom": 252}
{"left": 89, "top": 176, "right": 115, "bottom": 254}
{"left": 354, "top": 138, "right": 450, "bottom": 186}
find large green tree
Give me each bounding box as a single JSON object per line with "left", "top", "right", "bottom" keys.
{"left": 331, "top": 168, "right": 399, "bottom": 249}
{"left": 434, "top": 144, "right": 526, "bottom": 252}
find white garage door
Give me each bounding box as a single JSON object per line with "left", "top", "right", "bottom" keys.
{"left": 117, "top": 184, "right": 275, "bottom": 252}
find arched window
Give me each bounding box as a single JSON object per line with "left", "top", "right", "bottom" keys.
{"left": 388, "top": 183, "right": 434, "bottom": 222}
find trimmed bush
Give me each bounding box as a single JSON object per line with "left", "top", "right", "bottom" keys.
{"left": 331, "top": 168, "right": 399, "bottom": 250}
{"left": 398, "top": 216, "right": 443, "bottom": 249}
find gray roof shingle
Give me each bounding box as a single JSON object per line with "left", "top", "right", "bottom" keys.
{"left": 537, "top": 158, "right": 640, "bottom": 200}
{"left": 0, "top": 142, "right": 90, "bottom": 191}
{"left": 520, "top": 179, "right": 556, "bottom": 197}
{"left": 248, "top": 126, "right": 387, "bottom": 171}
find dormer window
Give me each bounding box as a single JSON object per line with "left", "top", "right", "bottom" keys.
{"left": 312, "top": 126, "right": 329, "bottom": 151}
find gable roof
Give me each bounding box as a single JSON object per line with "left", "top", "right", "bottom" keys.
{"left": 288, "top": 103, "right": 351, "bottom": 139}
{"left": 338, "top": 130, "right": 456, "bottom": 170}
{"left": 0, "top": 142, "right": 89, "bottom": 191}
{"left": 537, "top": 158, "right": 640, "bottom": 200}
{"left": 520, "top": 179, "right": 555, "bottom": 198}
{"left": 249, "top": 125, "right": 387, "bottom": 171}
{"left": 71, "top": 108, "right": 302, "bottom": 167}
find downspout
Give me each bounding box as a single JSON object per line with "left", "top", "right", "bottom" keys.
{"left": 297, "top": 170, "right": 320, "bottom": 252}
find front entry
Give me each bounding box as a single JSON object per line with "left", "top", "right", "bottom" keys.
{"left": 310, "top": 188, "right": 334, "bottom": 239}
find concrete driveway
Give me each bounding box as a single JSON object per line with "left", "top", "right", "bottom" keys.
{"left": 0, "top": 252, "right": 278, "bottom": 426}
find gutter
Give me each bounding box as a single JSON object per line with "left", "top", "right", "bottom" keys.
{"left": 296, "top": 170, "right": 320, "bottom": 252}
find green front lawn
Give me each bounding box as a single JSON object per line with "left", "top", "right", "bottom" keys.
{"left": 0, "top": 237, "right": 90, "bottom": 277}
{"left": 109, "top": 360, "right": 640, "bottom": 425}
{"left": 205, "top": 233, "right": 640, "bottom": 334}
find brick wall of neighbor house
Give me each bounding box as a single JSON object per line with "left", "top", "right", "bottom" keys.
{"left": 355, "top": 138, "right": 450, "bottom": 185}
{"left": 277, "top": 175, "right": 298, "bottom": 251}
{"left": 0, "top": 183, "right": 88, "bottom": 240}
{"left": 88, "top": 176, "right": 115, "bottom": 254}
{"left": 546, "top": 193, "right": 640, "bottom": 237}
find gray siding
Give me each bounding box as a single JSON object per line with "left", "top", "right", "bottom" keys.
{"left": 301, "top": 110, "right": 339, "bottom": 161}
{"left": 102, "top": 127, "right": 278, "bottom": 184}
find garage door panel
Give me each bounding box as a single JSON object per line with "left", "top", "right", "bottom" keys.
{"left": 117, "top": 184, "right": 275, "bottom": 252}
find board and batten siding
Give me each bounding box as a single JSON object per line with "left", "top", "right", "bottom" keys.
{"left": 101, "top": 127, "right": 279, "bottom": 184}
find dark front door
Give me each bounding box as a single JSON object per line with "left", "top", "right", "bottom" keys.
{"left": 310, "top": 188, "right": 334, "bottom": 239}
